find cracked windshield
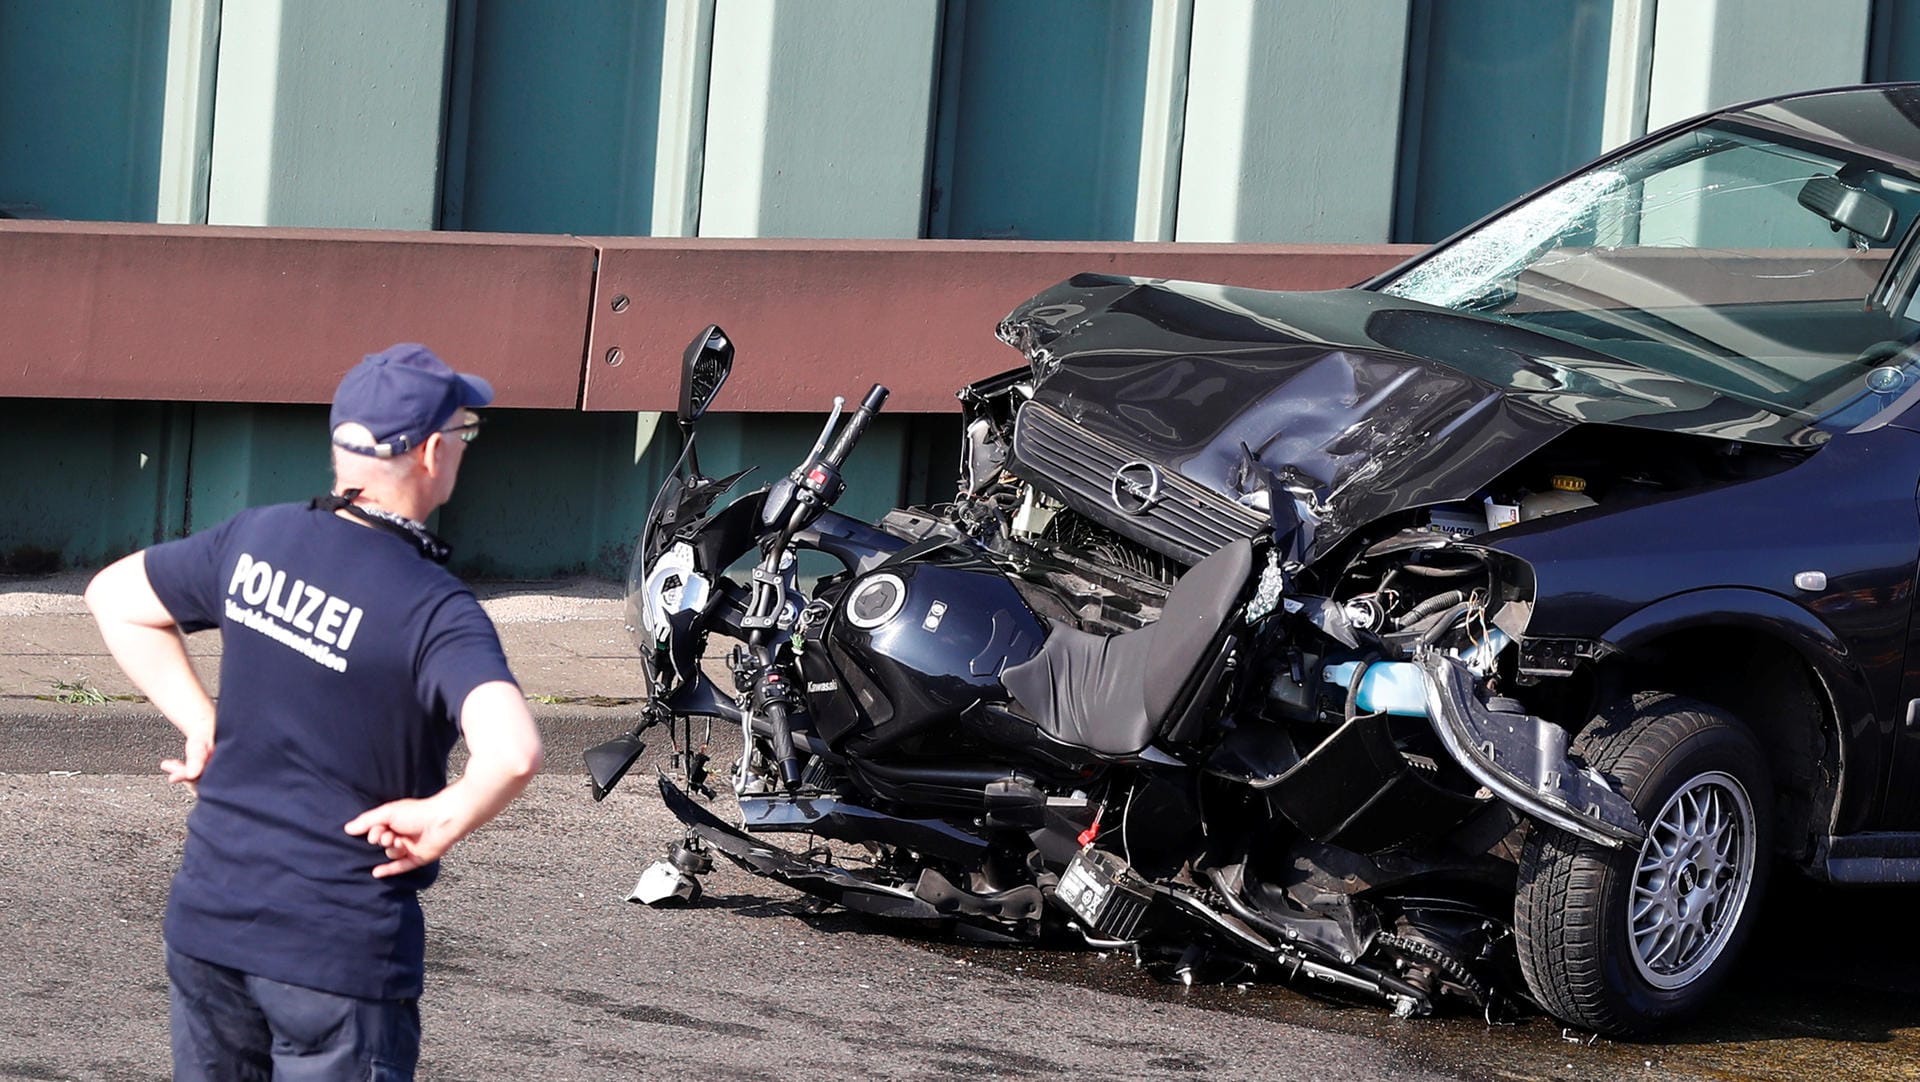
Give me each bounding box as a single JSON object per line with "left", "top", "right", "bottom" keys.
{"left": 1383, "top": 122, "right": 1920, "bottom": 430}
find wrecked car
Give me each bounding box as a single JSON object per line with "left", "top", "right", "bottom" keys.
{"left": 591, "top": 84, "right": 1920, "bottom": 1035}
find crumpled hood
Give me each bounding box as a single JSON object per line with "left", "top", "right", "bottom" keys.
{"left": 997, "top": 275, "right": 1820, "bottom": 561}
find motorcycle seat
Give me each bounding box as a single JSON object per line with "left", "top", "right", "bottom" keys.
{"left": 1002, "top": 538, "right": 1254, "bottom": 757}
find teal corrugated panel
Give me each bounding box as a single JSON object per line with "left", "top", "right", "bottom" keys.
{"left": 444, "top": 0, "right": 667, "bottom": 234}
{"left": 0, "top": 398, "right": 959, "bottom": 578}
{"left": 1394, "top": 0, "right": 1613, "bottom": 244}
{"left": 930, "top": 0, "right": 1152, "bottom": 240}
{"left": 1871, "top": 0, "right": 1920, "bottom": 81}
{"left": 0, "top": 0, "right": 168, "bottom": 220}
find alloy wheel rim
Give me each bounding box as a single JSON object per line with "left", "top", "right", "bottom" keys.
{"left": 1628, "top": 770, "right": 1757, "bottom": 990}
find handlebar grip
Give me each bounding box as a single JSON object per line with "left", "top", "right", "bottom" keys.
{"left": 820, "top": 383, "right": 889, "bottom": 469}
{"left": 766, "top": 700, "right": 802, "bottom": 789}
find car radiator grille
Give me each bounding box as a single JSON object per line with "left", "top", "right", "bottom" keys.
{"left": 1010, "top": 402, "right": 1266, "bottom": 566}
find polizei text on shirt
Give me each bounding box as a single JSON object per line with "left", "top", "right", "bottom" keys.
{"left": 224, "top": 553, "right": 364, "bottom": 672}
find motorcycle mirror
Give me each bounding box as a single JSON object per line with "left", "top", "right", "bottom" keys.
{"left": 680, "top": 325, "right": 735, "bottom": 423}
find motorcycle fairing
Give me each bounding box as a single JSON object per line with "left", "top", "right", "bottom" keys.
{"left": 641, "top": 467, "right": 758, "bottom": 567}
{"left": 1257, "top": 710, "right": 1488, "bottom": 853}
{"left": 585, "top": 732, "right": 648, "bottom": 802}
{"left": 738, "top": 791, "right": 988, "bottom": 863}
{"left": 1193, "top": 650, "right": 1641, "bottom": 849}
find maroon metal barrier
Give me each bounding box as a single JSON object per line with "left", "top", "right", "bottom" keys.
{"left": 0, "top": 223, "right": 1418, "bottom": 411}
{"left": 581, "top": 239, "right": 1416, "bottom": 412}
{"left": 0, "top": 222, "right": 595, "bottom": 408}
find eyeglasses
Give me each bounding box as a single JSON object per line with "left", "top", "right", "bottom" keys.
{"left": 440, "top": 414, "right": 485, "bottom": 444}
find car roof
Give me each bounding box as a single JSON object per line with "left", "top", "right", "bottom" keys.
{"left": 1715, "top": 83, "right": 1920, "bottom": 173}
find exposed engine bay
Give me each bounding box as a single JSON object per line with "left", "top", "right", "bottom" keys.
{"left": 948, "top": 372, "right": 1802, "bottom": 672}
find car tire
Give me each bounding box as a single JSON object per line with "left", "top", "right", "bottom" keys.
{"left": 1513, "top": 692, "right": 1772, "bottom": 1035}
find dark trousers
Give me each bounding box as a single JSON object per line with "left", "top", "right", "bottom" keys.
{"left": 167, "top": 946, "right": 420, "bottom": 1082}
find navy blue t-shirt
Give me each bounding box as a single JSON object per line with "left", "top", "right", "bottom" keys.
{"left": 143, "top": 502, "right": 516, "bottom": 1000}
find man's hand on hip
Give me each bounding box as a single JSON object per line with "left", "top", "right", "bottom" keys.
{"left": 161, "top": 733, "right": 213, "bottom": 792}
{"left": 85, "top": 550, "right": 219, "bottom": 784}
{"left": 344, "top": 680, "right": 542, "bottom": 878}
{"left": 344, "top": 797, "right": 464, "bottom": 877}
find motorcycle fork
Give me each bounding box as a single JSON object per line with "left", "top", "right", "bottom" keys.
{"left": 726, "top": 642, "right": 798, "bottom": 794}
{"left": 668, "top": 710, "right": 715, "bottom": 799}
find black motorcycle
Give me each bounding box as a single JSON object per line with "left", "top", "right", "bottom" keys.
{"left": 586, "top": 325, "right": 1643, "bottom": 1021}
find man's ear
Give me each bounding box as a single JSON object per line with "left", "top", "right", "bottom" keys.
{"left": 419, "top": 431, "right": 449, "bottom": 477}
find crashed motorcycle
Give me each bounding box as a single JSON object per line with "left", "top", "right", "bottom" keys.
{"left": 586, "top": 322, "right": 1662, "bottom": 1027}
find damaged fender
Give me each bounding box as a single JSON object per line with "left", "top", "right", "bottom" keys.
{"left": 1416, "top": 650, "right": 1644, "bottom": 848}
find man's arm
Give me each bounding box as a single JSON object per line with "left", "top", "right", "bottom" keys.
{"left": 84, "top": 551, "right": 218, "bottom": 785}
{"left": 344, "top": 681, "right": 543, "bottom": 877}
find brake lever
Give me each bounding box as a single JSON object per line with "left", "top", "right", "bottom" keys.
{"left": 759, "top": 395, "right": 848, "bottom": 534}
{"left": 803, "top": 396, "right": 846, "bottom": 465}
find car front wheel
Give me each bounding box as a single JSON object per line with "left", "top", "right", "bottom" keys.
{"left": 1513, "top": 693, "right": 1772, "bottom": 1035}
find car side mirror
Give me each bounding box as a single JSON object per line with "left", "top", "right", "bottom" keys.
{"left": 679, "top": 325, "right": 734, "bottom": 422}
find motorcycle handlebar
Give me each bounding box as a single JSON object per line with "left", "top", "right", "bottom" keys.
{"left": 820, "top": 384, "right": 888, "bottom": 470}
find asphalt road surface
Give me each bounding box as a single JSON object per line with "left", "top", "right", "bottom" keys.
{"left": 4, "top": 712, "right": 1918, "bottom": 1081}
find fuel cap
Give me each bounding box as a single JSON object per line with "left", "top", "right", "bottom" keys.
{"left": 846, "top": 572, "right": 908, "bottom": 629}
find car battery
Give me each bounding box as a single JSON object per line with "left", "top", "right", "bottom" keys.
{"left": 1425, "top": 507, "right": 1485, "bottom": 539}
{"left": 1056, "top": 847, "right": 1155, "bottom": 940}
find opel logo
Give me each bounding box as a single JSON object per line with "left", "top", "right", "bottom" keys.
{"left": 1110, "top": 461, "right": 1164, "bottom": 515}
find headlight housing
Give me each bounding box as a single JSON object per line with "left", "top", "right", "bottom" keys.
{"left": 638, "top": 541, "right": 711, "bottom": 642}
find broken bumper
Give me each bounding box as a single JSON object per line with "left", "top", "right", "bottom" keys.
{"left": 1416, "top": 650, "right": 1644, "bottom": 849}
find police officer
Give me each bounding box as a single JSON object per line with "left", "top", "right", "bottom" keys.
{"left": 86, "top": 343, "right": 543, "bottom": 1080}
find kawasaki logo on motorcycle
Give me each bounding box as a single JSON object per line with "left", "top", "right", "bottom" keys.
{"left": 1109, "top": 460, "right": 1164, "bottom": 516}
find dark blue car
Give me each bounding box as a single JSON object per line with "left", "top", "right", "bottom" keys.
{"left": 968, "top": 83, "right": 1920, "bottom": 1033}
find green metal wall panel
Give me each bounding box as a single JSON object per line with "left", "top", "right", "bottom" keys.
{"left": 1871, "top": 0, "right": 1920, "bottom": 81}
{"left": 0, "top": 0, "right": 168, "bottom": 221}
{"left": 1644, "top": 0, "right": 1868, "bottom": 133}
{"left": 0, "top": 400, "right": 183, "bottom": 570}
{"left": 207, "top": 0, "right": 451, "bottom": 228}
{"left": 1175, "top": 0, "right": 1409, "bottom": 242}
{"left": 435, "top": 409, "right": 668, "bottom": 577}
{"left": 929, "top": 0, "right": 1153, "bottom": 240}
{"left": 700, "top": 0, "right": 941, "bottom": 238}
{"left": 444, "top": 0, "right": 668, "bottom": 233}
{"left": 0, "top": 399, "right": 958, "bottom": 579}
{"left": 183, "top": 404, "right": 336, "bottom": 530}
{"left": 1394, "top": 0, "right": 1613, "bottom": 244}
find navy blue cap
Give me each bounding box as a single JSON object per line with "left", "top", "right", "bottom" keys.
{"left": 329, "top": 344, "right": 494, "bottom": 458}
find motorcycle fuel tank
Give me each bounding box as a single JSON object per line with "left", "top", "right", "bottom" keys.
{"left": 808, "top": 560, "right": 1045, "bottom": 753}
